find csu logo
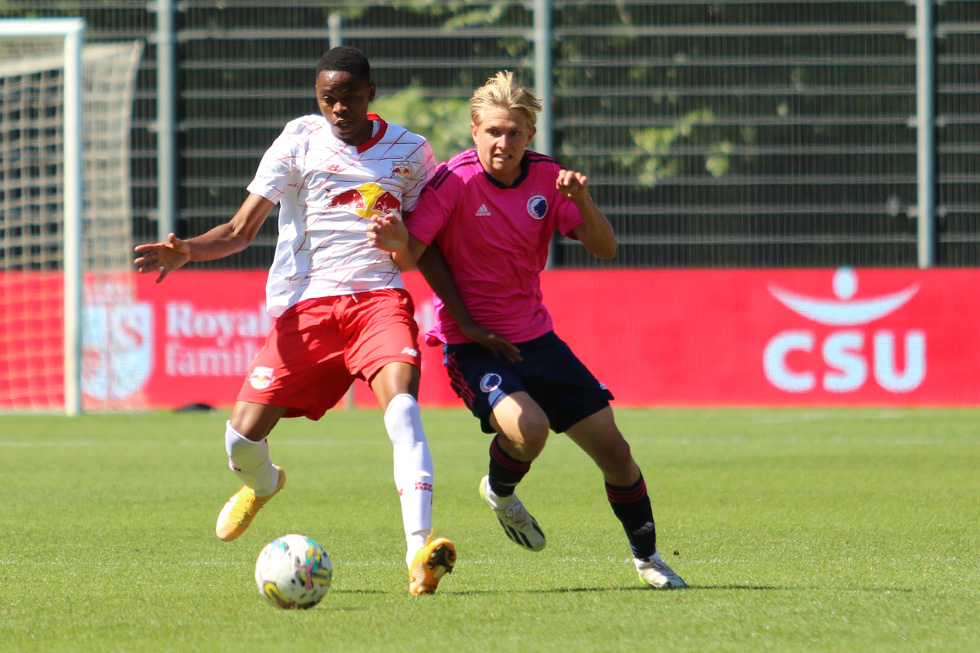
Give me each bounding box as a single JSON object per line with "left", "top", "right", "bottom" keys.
{"left": 763, "top": 268, "right": 925, "bottom": 393}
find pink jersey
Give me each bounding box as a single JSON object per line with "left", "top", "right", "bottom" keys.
{"left": 406, "top": 149, "right": 584, "bottom": 344}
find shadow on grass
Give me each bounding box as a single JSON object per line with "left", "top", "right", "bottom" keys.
{"left": 428, "top": 584, "right": 916, "bottom": 595}
{"left": 692, "top": 585, "right": 914, "bottom": 593}
{"left": 327, "top": 584, "right": 915, "bottom": 596}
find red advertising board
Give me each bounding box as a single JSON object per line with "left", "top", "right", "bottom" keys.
{"left": 3, "top": 268, "right": 978, "bottom": 410}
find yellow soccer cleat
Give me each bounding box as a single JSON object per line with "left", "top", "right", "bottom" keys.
{"left": 215, "top": 466, "right": 286, "bottom": 542}
{"left": 408, "top": 536, "right": 456, "bottom": 595}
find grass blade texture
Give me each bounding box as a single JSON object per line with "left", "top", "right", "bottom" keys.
{"left": 2, "top": 408, "right": 978, "bottom": 652}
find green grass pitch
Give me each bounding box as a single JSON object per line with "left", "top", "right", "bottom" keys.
{"left": 2, "top": 407, "right": 979, "bottom": 651}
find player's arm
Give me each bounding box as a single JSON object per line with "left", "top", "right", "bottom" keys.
{"left": 559, "top": 169, "right": 618, "bottom": 260}
{"left": 371, "top": 217, "right": 426, "bottom": 271}
{"left": 135, "top": 193, "right": 274, "bottom": 283}
{"left": 376, "top": 139, "right": 437, "bottom": 266}
{"left": 416, "top": 244, "right": 522, "bottom": 363}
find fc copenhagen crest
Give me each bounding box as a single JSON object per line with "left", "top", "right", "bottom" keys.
{"left": 479, "top": 373, "right": 502, "bottom": 393}
{"left": 527, "top": 195, "right": 547, "bottom": 220}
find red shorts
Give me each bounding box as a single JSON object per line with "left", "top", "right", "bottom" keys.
{"left": 237, "top": 289, "right": 421, "bottom": 420}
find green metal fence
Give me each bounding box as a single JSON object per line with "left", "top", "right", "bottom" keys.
{"left": 3, "top": 1, "right": 977, "bottom": 268}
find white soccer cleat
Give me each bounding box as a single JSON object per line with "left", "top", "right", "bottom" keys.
{"left": 479, "top": 475, "right": 546, "bottom": 552}
{"left": 634, "top": 552, "right": 687, "bottom": 589}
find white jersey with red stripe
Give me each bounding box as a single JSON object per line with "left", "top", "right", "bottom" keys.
{"left": 247, "top": 113, "right": 435, "bottom": 317}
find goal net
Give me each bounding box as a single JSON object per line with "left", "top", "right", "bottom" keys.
{"left": 0, "top": 20, "right": 144, "bottom": 414}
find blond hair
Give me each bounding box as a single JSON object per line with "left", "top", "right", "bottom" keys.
{"left": 470, "top": 71, "right": 542, "bottom": 128}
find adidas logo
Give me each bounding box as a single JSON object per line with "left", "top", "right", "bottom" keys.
{"left": 632, "top": 521, "right": 655, "bottom": 536}
{"left": 475, "top": 203, "right": 492, "bottom": 217}
{"left": 401, "top": 347, "right": 419, "bottom": 357}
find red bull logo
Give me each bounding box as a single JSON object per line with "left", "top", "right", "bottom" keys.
{"left": 390, "top": 161, "right": 411, "bottom": 179}
{"left": 372, "top": 191, "right": 400, "bottom": 216}
{"left": 327, "top": 188, "right": 367, "bottom": 210}
{"left": 249, "top": 366, "right": 275, "bottom": 390}
{"left": 326, "top": 183, "right": 401, "bottom": 219}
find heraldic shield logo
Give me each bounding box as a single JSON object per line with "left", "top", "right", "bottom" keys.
{"left": 81, "top": 302, "right": 154, "bottom": 403}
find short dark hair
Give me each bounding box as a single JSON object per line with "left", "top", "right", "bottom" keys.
{"left": 316, "top": 46, "right": 371, "bottom": 82}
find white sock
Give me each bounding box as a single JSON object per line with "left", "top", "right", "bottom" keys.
{"left": 383, "top": 394, "right": 434, "bottom": 566}
{"left": 482, "top": 481, "right": 515, "bottom": 509}
{"left": 405, "top": 529, "right": 431, "bottom": 568}
{"left": 224, "top": 421, "right": 280, "bottom": 496}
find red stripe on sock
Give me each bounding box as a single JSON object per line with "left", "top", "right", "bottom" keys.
{"left": 490, "top": 437, "right": 531, "bottom": 473}
{"left": 606, "top": 477, "right": 648, "bottom": 504}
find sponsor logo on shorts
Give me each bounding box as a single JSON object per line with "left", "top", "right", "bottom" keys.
{"left": 527, "top": 195, "right": 547, "bottom": 220}
{"left": 479, "top": 373, "right": 502, "bottom": 393}
{"left": 401, "top": 347, "right": 419, "bottom": 358}
{"left": 249, "top": 366, "right": 275, "bottom": 390}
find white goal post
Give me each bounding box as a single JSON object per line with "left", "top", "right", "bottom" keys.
{"left": 0, "top": 19, "right": 144, "bottom": 415}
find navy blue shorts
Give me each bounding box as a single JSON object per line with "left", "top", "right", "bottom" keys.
{"left": 443, "top": 331, "right": 614, "bottom": 434}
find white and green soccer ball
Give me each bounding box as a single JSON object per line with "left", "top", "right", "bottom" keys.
{"left": 254, "top": 534, "right": 332, "bottom": 609}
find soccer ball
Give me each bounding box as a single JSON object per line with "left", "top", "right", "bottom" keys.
{"left": 254, "top": 534, "right": 332, "bottom": 609}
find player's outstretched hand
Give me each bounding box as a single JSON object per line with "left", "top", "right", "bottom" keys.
{"left": 459, "top": 323, "right": 523, "bottom": 363}
{"left": 134, "top": 233, "right": 190, "bottom": 283}
{"left": 368, "top": 214, "right": 408, "bottom": 253}
{"left": 556, "top": 168, "right": 589, "bottom": 201}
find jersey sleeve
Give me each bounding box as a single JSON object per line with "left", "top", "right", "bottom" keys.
{"left": 400, "top": 140, "right": 436, "bottom": 214}
{"left": 554, "top": 189, "right": 585, "bottom": 237}
{"left": 404, "top": 162, "right": 459, "bottom": 246}
{"left": 246, "top": 119, "right": 305, "bottom": 204}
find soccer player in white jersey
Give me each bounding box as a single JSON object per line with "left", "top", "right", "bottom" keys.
{"left": 134, "top": 47, "right": 455, "bottom": 596}
{"left": 389, "top": 71, "right": 686, "bottom": 589}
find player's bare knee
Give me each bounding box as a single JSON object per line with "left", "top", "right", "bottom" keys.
{"left": 594, "top": 436, "right": 636, "bottom": 479}
{"left": 230, "top": 402, "right": 284, "bottom": 441}
{"left": 609, "top": 438, "right": 635, "bottom": 472}
{"left": 497, "top": 414, "right": 549, "bottom": 460}
{"left": 517, "top": 412, "right": 550, "bottom": 450}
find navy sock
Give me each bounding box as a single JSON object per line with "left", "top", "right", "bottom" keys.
{"left": 488, "top": 435, "right": 531, "bottom": 497}
{"left": 607, "top": 475, "right": 657, "bottom": 559}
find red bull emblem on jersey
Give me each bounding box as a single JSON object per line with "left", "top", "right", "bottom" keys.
{"left": 390, "top": 161, "right": 411, "bottom": 180}
{"left": 326, "top": 182, "right": 402, "bottom": 219}
{"left": 327, "top": 188, "right": 367, "bottom": 210}
{"left": 372, "top": 190, "right": 401, "bottom": 216}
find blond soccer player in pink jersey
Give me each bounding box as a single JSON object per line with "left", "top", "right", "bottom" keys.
{"left": 134, "top": 47, "right": 455, "bottom": 596}
{"left": 386, "top": 71, "right": 686, "bottom": 589}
